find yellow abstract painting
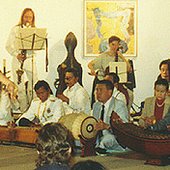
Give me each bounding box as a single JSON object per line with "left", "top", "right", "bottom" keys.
{"left": 84, "top": 0, "right": 137, "bottom": 57}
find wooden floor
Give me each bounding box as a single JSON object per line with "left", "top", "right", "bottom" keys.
{"left": 0, "top": 144, "right": 170, "bottom": 170}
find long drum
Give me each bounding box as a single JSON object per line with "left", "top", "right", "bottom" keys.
{"left": 0, "top": 126, "right": 39, "bottom": 144}
{"left": 58, "top": 112, "right": 97, "bottom": 140}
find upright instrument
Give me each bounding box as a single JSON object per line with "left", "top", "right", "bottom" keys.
{"left": 55, "top": 32, "right": 83, "bottom": 95}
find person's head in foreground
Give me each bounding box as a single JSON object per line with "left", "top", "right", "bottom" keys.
{"left": 36, "top": 123, "right": 73, "bottom": 169}
{"left": 71, "top": 160, "right": 106, "bottom": 170}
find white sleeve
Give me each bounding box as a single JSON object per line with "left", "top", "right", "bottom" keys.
{"left": 71, "top": 89, "right": 91, "bottom": 115}
{"left": 62, "top": 102, "right": 74, "bottom": 115}
{"left": 115, "top": 100, "right": 129, "bottom": 123}
{"left": 16, "top": 101, "right": 37, "bottom": 124}
{"left": 117, "top": 93, "right": 127, "bottom": 105}
{"left": 0, "top": 92, "right": 11, "bottom": 119}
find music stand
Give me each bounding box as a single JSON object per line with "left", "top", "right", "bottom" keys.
{"left": 109, "top": 62, "right": 127, "bottom": 83}
{"left": 16, "top": 27, "right": 47, "bottom": 99}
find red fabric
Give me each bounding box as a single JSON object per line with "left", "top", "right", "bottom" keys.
{"left": 154, "top": 100, "right": 165, "bottom": 121}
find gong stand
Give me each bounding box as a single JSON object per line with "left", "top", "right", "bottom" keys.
{"left": 79, "top": 135, "right": 96, "bottom": 157}
{"left": 79, "top": 116, "right": 98, "bottom": 157}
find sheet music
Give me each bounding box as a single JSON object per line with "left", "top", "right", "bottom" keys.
{"left": 109, "top": 62, "right": 127, "bottom": 83}
{"left": 16, "top": 28, "right": 47, "bottom": 50}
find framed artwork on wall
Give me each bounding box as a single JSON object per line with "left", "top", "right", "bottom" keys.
{"left": 84, "top": 0, "right": 137, "bottom": 57}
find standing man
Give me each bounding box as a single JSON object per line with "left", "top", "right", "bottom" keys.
{"left": 57, "top": 68, "right": 91, "bottom": 115}
{"left": 93, "top": 80, "right": 128, "bottom": 155}
{"left": 88, "top": 35, "right": 131, "bottom": 78}
{"left": 88, "top": 35, "right": 131, "bottom": 107}
{"left": 6, "top": 8, "right": 38, "bottom": 112}
{"left": 17, "top": 80, "right": 64, "bottom": 126}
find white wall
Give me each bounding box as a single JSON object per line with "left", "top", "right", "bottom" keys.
{"left": 0, "top": 0, "right": 170, "bottom": 106}
{"left": 135, "top": 0, "right": 170, "bottom": 104}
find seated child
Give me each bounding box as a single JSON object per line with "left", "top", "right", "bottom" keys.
{"left": 139, "top": 79, "right": 170, "bottom": 131}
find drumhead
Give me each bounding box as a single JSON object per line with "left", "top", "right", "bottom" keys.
{"left": 80, "top": 116, "right": 98, "bottom": 140}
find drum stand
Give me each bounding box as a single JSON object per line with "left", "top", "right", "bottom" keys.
{"left": 79, "top": 135, "right": 96, "bottom": 157}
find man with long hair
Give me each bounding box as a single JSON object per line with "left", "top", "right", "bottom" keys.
{"left": 6, "top": 8, "right": 38, "bottom": 112}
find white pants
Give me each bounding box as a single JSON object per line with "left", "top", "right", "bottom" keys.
{"left": 96, "top": 133, "right": 125, "bottom": 152}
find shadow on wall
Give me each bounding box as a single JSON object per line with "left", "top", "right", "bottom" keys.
{"left": 46, "top": 39, "right": 66, "bottom": 94}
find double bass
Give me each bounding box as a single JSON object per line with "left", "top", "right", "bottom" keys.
{"left": 55, "top": 32, "right": 82, "bottom": 95}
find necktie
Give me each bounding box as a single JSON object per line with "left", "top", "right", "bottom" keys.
{"left": 100, "top": 104, "right": 105, "bottom": 121}
{"left": 98, "top": 104, "right": 105, "bottom": 138}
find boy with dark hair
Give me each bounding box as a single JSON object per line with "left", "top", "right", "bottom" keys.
{"left": 17, "top": 80, "right": 64, "bottom": 126}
